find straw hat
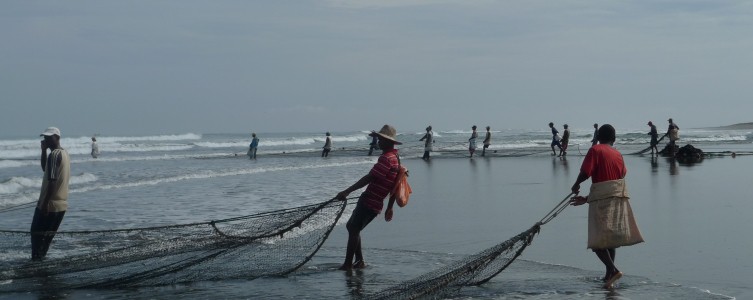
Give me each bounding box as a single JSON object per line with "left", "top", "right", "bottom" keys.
{"left": 373, "top": 124, "right": 402, "bottom": 145}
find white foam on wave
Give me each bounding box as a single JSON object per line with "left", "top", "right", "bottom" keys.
{"left": 0, "top": 160, "right": 35, "bottom": 169}
{"left": 2, "top": 144, "right": 196, "bottom": 159}
{"left": 193, "top": 141, "right": 249, "bottom": 148}
{"left": 0, "top": 173, "right": 98, "bottom": 195}
{"left": 70, "top": 160, "right": 374, "bottom": 194}
{"left": 0, "top": 173, "right": 98, "bottom": 208}
{"left": 0, "top": 134, "right": 201, "bottom": 159}
{"left": 259, "top": 134, "right": 369, "bottom": 147}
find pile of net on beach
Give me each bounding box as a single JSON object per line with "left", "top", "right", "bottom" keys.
{"left": 0, "top": 198, "right": 349, "bottom": 292}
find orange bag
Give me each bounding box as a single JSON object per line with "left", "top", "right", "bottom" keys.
{"left": 390, "top": 156, "right": 412, "bottom": 207}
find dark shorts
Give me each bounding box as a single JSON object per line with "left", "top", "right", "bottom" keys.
{"left": 650, "top": 137, "right": 658, "bottom": 146}
{"left": 551, "top": 140, "right": 562, "bottom": 147}
{"left": 346, "top": 203, "right": 378, "bottom": 232}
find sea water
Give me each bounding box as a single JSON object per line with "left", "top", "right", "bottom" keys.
{"left": 1, "top": 128, "right": 752, "bottom": 299}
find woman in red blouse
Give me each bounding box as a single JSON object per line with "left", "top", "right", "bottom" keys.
{"left": 570, "top": 124, "right": 644, "bottom": 289}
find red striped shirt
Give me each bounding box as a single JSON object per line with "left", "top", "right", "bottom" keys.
{"left": 360, "top": 149, "right": 399, "bottom": 213}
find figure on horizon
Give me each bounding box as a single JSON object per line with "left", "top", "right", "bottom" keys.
{"left": 335, "top": 125, "right": 402, "bottom": 271}
{"left": 559, "top": 124, "right": 570, "bottom": 157}
{"left": 368, "top": 131, "right": 379, "bottom": 156}
{"left": 32, "top": 127, "right": 71, "bottom": 260}
{"left": 549, "top": 122, "right": 563, "bottom": 156}
{"left": 322, "top": 132, "right": 332, "bottom": 157}
{"left": 591, "top": 123, "right": 599, "bottom": 147}
{"left": 90, "top": 137, "right": 99, "bottom": 159}
{"left": 647, "top": 121, "right": 659, "bottom": 156}
{"left": 569, "top": 124, "right": 644, "bottom": 289}
{"left": 468, "top": 125, "right": 478, "bottom": 158}
{"left": 481, "top": 126, "right": 491, "bottom": 156}
{"left": 248, "top": 133, "right": 259, "bottom": 159}
{"left": 419, "top": 126, "right": 433, "bottom": 160}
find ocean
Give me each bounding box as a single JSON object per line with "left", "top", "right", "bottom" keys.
{"left": 1, "top": 127, "right": 752, "bottom": 299}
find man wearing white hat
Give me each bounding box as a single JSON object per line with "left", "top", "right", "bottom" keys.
{"left": 32, "top": 127, "right": 70, "bottom": 260}
{"left": 335, "top": 124, "right": 402, "bottom": 270}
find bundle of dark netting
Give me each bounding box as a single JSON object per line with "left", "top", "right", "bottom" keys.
{"left": 0, "top": 197, "right": 350, "bottom": 292}
{"left": 363, "top": 224, "right": 539, "bottom": 300}
{"left": 364, "top": 193, "right": 572, "bottom": 300}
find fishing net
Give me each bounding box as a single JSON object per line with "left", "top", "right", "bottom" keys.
{"left": 0, "top": 197, "right": 350, "bottom": 292}
{"left": 364, "top": 193, "right": 572, "bottom": 300}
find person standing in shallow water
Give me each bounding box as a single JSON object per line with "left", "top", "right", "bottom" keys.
{"left": 468, "top": 125, "right": 478, "bottom": 158}
{"left": 569, "top": 124, "right": 644, "bottom": 289}
{"left": 549, "top": 122, "right": 563, "bottom": 156}
{"left": 663, "top": 118, "right": 680, "bottom": 154}
{"left": 248, "top": 133, "right": 259, "bottom": 159}
{"left": 647, "top": 121, "right": 659, "bottom": 156}
{"left": 322, "top": 132, "right": 332, "bottom": 157}
{"left": 419, "top": 126, "right": 433, "bottom": 160}
{"left": 481, "top": 126, "right": 491, "bottom": 156}
{"left": 335, "top": 124, "right": 401, "bottom": 271}
{"left": 559, "top": 124, "right": 570, "bottom": 157}
{"left": 367, "top": 131, "right": 379, "bottom": 156}
{"left": 32, "top": 127, "right": 71, "bottom": 260}
{"left": 90, "top": 137, "right": 99, "bottom": 159}
{"left": 591, "top": 123, "right": 599, "bottom": 147}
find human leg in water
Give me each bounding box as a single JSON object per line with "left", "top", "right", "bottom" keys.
{"left": 353, "top": 236, "right": 367, "bottom": 269}
{"left": 594, "top": 248, "right": 622, "bottom": 288}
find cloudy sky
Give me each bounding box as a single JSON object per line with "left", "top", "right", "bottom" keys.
{"left": 2, "top": 1, "right": 753, "bottom": 136}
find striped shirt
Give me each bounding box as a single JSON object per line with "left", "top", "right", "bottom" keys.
{"left": 360, "top": 149, "right": 399, "bottom": 213}
{"left": 38, "top": 148, "right": 71, "bottom": 212}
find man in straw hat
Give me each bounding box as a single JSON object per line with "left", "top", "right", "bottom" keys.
{"left": 335, "top": 124, "right": 402, "bottom": 270}
{"left": 32, "top": 127, "right": 71, "bottom": 260}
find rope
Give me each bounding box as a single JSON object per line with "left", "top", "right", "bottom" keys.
{"left": 0, "top": 201, "right": 37, "bottom": 214}
{"left": 0, "top": 196, "right": 360, "bottom": 234}
{"left": 539, "top": 192, "right": 574, "bottom": 225}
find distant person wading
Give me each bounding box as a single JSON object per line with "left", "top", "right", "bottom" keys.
{"left": 419, "top": 126, "right": 433, "bottom": 160}
{"left": 322, "top": 132, "right": 332, "bottom": 157}
{"left": 482, "top": 126, "right": 491, "bottom": 156}
{"left": 90, "top": 137, "right": 99, "bottom": 159}
{"left": 248, "top": 133, "right": 259, "bottom": 159}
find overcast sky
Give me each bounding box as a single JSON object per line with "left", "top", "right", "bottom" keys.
{"left": 2, "top": 1, "right": 753, "bottom": 137}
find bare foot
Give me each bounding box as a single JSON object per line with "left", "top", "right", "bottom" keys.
{"left": 603, "top": 271, "right": 623, "bottom": 289}
{"left": 353, "top": 260, "right": 367, "bottom": 269}
{"left": 338, "top": 264, "right": 352, "bottom": 271}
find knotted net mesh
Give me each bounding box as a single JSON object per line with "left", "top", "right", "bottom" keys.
{"left": 0, "top": 198, "right": 348, "bottom": 292}
{"left": 364, "top": 224, "right": 541, "bottom": 300}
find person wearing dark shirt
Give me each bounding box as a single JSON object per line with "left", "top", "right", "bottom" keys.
{"left": 368, "top": 131, "right": 379, "bottom": 156}
{"left": 549, "top": 122, "right": 563, "bottom": 156}
{"left": 647, "top": 121, "right": 659, "bottom": 156}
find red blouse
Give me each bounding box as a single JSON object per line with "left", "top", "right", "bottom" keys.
{"left": 580, "top": 144, "right": 626, "bottom": 183}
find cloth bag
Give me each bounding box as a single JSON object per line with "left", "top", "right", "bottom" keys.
{"left": 390, "top": 155, "right": 412, "bottom": 207}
